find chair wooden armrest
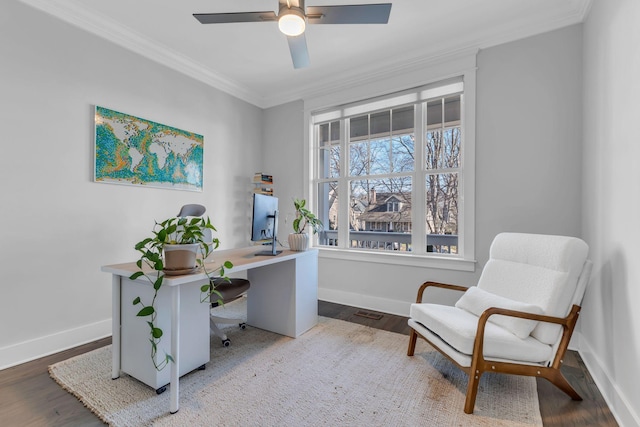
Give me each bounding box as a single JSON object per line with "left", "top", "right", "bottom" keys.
{"left": 415, "top": 281, "right": 468, "bottom": 303}
{"left": 473, "top": 304, "right": 581, "bottom": 370}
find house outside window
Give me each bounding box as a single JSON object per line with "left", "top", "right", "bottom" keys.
{"left": 309, "top": 73, "right": 475, "bottom": 266}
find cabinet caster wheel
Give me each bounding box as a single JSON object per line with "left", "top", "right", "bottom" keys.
{"left": 239, "top": 323, "right": 247, "bottom": 330}
{"left": 222, "top": 339, "right": 231, "bottom": 347}
{"left": 156, "top": 386, "right": 167, "bottom": 395}
{"left": 198, "top": 364, "right": 206, "bottom": 371}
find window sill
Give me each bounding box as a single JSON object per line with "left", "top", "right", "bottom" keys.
{"left": 316, "top": 247, "right": 477, "bottom": 272}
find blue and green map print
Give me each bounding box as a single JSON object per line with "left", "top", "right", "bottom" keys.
{"left": 95, "top": 106, "right": 203, "bottom": 191}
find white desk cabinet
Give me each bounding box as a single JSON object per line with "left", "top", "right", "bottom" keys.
{"left": 103, "top": 247, "right": 318, "bottom": 414}
{"left": 120, "top": 276, "right": 209, "bottom": 391}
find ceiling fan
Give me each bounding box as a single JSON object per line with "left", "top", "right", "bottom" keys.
{"left": 193, "top": 0, "right": 392, "bottom": 69}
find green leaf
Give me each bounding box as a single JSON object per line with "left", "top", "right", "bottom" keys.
{"left": 130, "top": 271, "right": 144, "bottom": 280}
{"left": 224, "top": 260, "right": 233, "bottom": 269}
{"left": 166, "top": 354, "right": 175, "bottom": 363}
{"left": 153, "top": 276, "right": 163, "bottom": 291}
{"left": 134, "top": 238, "right": 150, "bottom": 250}
{"left": 132, "top": 297, "right": 141, "bottom": 305}
{"left": 137, "top": 306, "right": 155, "bottom": 317}
{"left": 152, "top": 327, "right": 163, "bottom": 339}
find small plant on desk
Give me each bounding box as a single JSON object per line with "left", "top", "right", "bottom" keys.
{"left": 129, "top": 216, "right": 233, "bottom": 371}
{"left": 288, "top": 198, "right": 323, "bottom": 251}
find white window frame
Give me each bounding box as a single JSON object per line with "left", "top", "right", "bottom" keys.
{"left": 303, "top": 52, "right": 477, "bottom": 272}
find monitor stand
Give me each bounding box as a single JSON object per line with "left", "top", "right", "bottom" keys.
{"left": 255, "top": 211, "right": 282, "bottom": 256}
{"left": 255, "top": 234, "right": 282, "bottom": 256}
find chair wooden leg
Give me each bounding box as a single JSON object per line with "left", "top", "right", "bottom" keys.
{"left": 545, "top": 369, "right": 583, "bottom": 401}
{"left": 464, "top": 370, "right": 481, "bottom": 414}
{"left": 407, "top": 329, "right": 418, "bottom": 356}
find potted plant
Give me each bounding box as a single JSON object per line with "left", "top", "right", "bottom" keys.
{"left": 288, "top": 198, "right": 323, "bottom": 251}
{"left": 129, "top": 215, "right": 232, "bottom": 371}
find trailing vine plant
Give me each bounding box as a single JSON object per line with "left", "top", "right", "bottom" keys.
{"left": 129, "top": 216, "right": 233, "bottom": 371}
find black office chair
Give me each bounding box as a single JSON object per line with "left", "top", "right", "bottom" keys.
{"left": 176, "top": 204, "right": 250, "bottom": 346}
{"left": 210, "top": 277, "right": 251, "bottom": 347}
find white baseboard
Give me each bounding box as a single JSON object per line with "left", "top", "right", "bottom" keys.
{"left": 0, "top": 319, "right": 111, "bottom": 370}
{"left": 318, "top": 287, "right": 410, "bottom": 318}
{"left": 576, "top": 332, "right": 640, "bottom": 427}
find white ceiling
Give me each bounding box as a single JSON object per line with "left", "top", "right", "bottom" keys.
{"left": 21, "top": 0, "right": 591, "bottom": 108}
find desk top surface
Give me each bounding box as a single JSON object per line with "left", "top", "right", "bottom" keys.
{"left": 102, "top": 246, "right": 318, "bottom": 286}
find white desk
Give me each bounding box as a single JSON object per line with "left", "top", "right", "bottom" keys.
{"left": 102, "top": 246, "right": 318, "bottom": 414}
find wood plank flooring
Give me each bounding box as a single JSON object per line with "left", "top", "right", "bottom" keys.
{"left": 0, "top": 301, "right": 618, "bottom": 426}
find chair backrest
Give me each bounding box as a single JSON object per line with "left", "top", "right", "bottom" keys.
{"left": 477, "top": 232, "right": 589, "bottom": 344}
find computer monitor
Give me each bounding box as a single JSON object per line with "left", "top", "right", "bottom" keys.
{"left": 251, "top": 193, "right": 281, "bottom": 256}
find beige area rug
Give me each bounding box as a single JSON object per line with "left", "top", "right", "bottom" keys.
{"left": 49, "top": 300, "right": 542, "bottom": 426}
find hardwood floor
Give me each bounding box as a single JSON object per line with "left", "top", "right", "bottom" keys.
{"left": 0, "top": 337, "right": 111, "bottom": 427}
{"left": 319, "top": 301, "right": 619, "bottom": 427}
{"left": 0, "top": 301, "right": 618, "bottom": 426}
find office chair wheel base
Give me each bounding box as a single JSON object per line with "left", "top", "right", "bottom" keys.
{"left": 239, "top": 322, "right": 247, "bottom": 330}
{"left": 222, "top": 338, "right": 231, "bottom": 347}
{"left": 156, "top": 386, "right": 167, "bottom": 395}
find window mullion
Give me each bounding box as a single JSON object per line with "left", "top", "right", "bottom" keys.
{"left": 412, "top": 102, "right": 427, "bottom": 254}
{"left": 338, "top": 118, "right": 350, "bottom": 248}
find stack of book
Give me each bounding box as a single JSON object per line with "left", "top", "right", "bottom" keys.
{"left": 253, "top": 172, "right": 274, "bottom": 195}
{"left": 253, "top": 186, "right": 274, "bottom": 195}
{"left": 253, "top": 172, "right": 273, "bottom": 184}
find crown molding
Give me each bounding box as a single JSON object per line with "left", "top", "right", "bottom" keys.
{"left": 19, "top": 0, "right": 264, "bottom": 107}
{"left": 570, "top": 0, "right": 594, "bottom": 21}
{"left": 295, "top": 47, "right": 478, "bottom": 108}
{"left": 20, "top": 0, "right": 591, "bottom": 110}
{"left": 269, "top": 4, "right": 587, "bottom": 109}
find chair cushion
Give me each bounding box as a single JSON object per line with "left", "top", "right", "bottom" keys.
{"left": 478, "top": 233, "right": 589, "bottom": 344}
{"left": 211, "top": 278, "right": 250, "bottom": 303}
{"left": 410, "top": 303, "right": 553, "bottom": 364}
{"left": 455, "top": 286, "right": 543, "bottom": 339}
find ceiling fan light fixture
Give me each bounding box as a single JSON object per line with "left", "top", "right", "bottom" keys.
{"left": 278, "top": 7, "right": 306, "bottom": 36}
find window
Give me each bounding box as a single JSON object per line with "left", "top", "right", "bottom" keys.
{"left": 311, "top": 77, "right": 473, "bottom": 263}
{"left": 386, "top": 198, "right": 401, "bottom": 212}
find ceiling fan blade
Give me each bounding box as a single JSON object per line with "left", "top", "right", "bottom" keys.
{"left": 287, "top": 34, "right": 310, "bottom": 69}
{"left": 193, "top": 12, "right": 277, "bottom": 24}
{"left": 306, "top": 4, "right": 392, "bottom": 25}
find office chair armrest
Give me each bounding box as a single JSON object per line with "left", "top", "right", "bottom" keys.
{"left": 416, "top": 281, "right": 469, "bottom": 303}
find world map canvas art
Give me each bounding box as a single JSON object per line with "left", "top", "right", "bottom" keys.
{"left": 94, "top": 106, "right": 204, "bottom": 191}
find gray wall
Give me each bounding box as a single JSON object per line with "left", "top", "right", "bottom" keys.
{"left": 582, "top": 0, "right": 640, "bottom": 425}
{"left": 305, "top": 25, "right": 584, "bottom": 317}
{"left": 262, "top": 100, "right": 306, "bottom": 232}
{"left": 0, "top": 1, "right": 263, "bottom": 368}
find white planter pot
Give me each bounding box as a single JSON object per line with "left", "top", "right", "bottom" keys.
{"left": 288, "top": 233, "right": 309, "bottom": 251}
{"left": 163, "top": 243, "right": 199, "bottom": 273}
